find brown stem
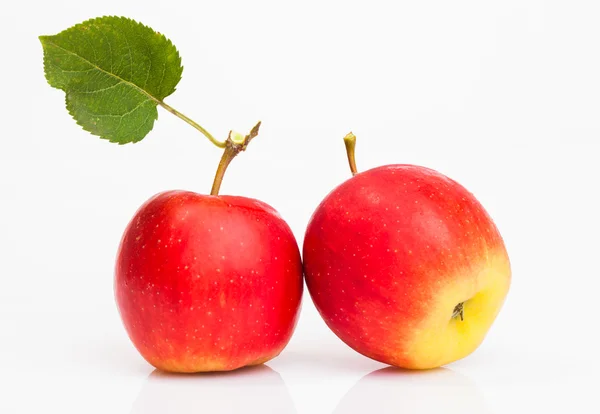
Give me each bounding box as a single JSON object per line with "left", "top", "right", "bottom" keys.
{"left": 452, "top": 302, "right": 465, "bottom": 321}
{"left": 343, "top": 132, "right": 358, "bottom": 176}
{"left": 210, "top": 121, "right": 261, "bottom": 196}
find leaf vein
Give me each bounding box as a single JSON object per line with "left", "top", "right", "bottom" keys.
{"left": 123, "top": 30, "right": 134, "bottom": 82}
{"left": 157, "top": 49, "right": 167, "bottom": 97}
{"left": 71, "top": 81, "right": 124, "bottom": 95}
{"left": 48, "top": 62, "right": 95, "bottom": 74}
{"left": 143, "top": 41, "right": 152, "bottom": 89}
{"left": 75, "top": 97, "right": 149, "bottom": 118}
{"left": 95, "top": 24, "right": 114, "bottom": 73}
{"left": 44, "top": 40, "right": 161, "bottom": 105}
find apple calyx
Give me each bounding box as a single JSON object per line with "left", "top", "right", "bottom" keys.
{"left": 452, "top": 302, "right": 465, "bottom": 321}
{"left": 343, "top": 132, "right": 359, "bottom": 176}
{"left": 210, "top": 121, "right": 262, "bottom": 196}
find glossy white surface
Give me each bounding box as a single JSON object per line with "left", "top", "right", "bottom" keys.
{"left": 2, "top": 1, "right": 600, "bottom": 412}
{"left": 3, "top": 326, "right": 599, "bottom": 413}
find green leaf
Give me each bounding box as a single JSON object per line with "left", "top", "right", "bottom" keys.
{"left": 40, "top": 16, "right": 183, "bottom": 144}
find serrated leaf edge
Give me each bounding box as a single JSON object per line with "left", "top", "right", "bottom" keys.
{"left": 39, "top": 15, "right": 184, "bottom": 144}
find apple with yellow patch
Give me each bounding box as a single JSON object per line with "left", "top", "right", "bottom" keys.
{"left": 302, "top": 134, "right": 511, "bottom": 369}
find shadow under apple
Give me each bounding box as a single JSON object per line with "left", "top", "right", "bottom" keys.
{"left": 130, "top": 364, "right": 296, "bottom": 414}
{"left": 334, "top": 366, "right": 493, "bottom": 414}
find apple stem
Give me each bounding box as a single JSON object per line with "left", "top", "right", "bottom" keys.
{"left": 452, "top": 302, "right": 465, "bottom": 321}
{"left": 210, "top": 121, "right": 262, "bottom": 196}
{"left": 343, "top": 132, "right": 358, "bottom": 176}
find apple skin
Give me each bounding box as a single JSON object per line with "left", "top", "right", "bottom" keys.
{"left": 303, "top": 165, "right": 511, "bottom": 369}
{"left": 115, "top": 190, "right": 303, "bottom": 373}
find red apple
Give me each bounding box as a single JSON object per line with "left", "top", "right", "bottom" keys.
{"left": 303, "top": 137, "right": 511, "bottom": 369}
{"left": 115, "top": 190, "right": 303, "bottom": 372}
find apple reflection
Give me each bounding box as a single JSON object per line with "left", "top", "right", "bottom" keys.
{"left": 131, "top": 364, "right": 296, "bottom": 414}
{"left": 334, "top": 366, "right": 492, "bottom": 414}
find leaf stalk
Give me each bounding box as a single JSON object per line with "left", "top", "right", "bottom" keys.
{"left": 158, "top": 101, "right": 226, "bottom": 148}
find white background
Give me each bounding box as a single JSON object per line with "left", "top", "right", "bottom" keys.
{"left": 1, "top": 1, "right": 599, "bottom": 413}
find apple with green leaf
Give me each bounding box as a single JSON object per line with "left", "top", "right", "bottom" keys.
{"left": 303, "top": 134, "right": 511, "bottom": 369}
{"left": 40, "top": 16, "right": 303, "bottom": 372}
